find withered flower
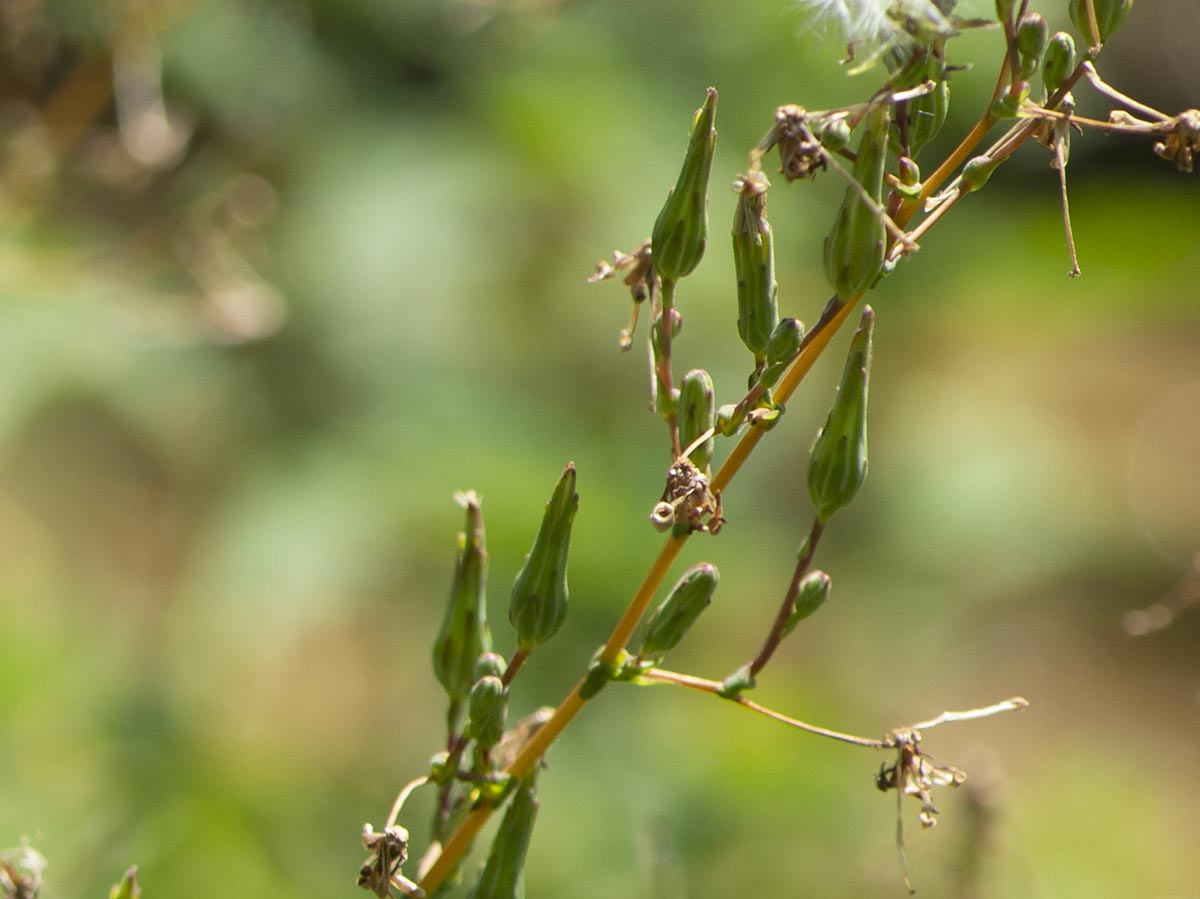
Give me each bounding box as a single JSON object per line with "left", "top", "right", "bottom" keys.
{"left": 876, "top": 727, "right": 966, "bottom": 829}
{"left": 650, "top": 456, "right": 724, "bottom": 536}
{"left": 588, "top": 239, "right": 656, "bottom": 349}
{"left": 1153, "top": 109, "right": 1200, "bottom": 174}
{"left": 753, "top": 106, "right": 829, "bottom": 182}
{"left": 358, "top": 824, "right": 423, "bottom": 898}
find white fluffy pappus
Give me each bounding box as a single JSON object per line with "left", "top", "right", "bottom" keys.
{"left": 795, "top": 0, "right": 963, "bottom": 51}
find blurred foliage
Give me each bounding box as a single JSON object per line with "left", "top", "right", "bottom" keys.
{"left": 1, "top": 1, "right": 1198, "bottom": 897}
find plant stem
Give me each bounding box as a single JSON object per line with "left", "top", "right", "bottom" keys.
{"left": 712, "top": 295, "right": 862, "bottom": 495}
{"left": 386, "top": 776, "right": 431, "bottom": 830}
{"left": 639, "top": 667, "right": 884, "bottom": 747}
{"left": 501, "top": 648, "right": 530, "bottom": 687}
{"left": 748, "top": 517, "right": 824, "bottom": 678}
{"left": 1080, "top": 62, "right": 1168, "bottom": 121}
{"left": 416, "top": 301, "right": 861, "bottom": 895}
{"left": 415, "top": 39, "right": 1106, "bottom": 887}
{"left": 658, "top": 277, "right": 681, "bottom": 458}
{"left": 600, "top": 533, "right": 690, "bottom": 664}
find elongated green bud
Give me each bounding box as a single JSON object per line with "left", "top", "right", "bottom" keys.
{"left": 679, "top": 368, "right": 715, "bottom": 472}
{"left": 824, "top": 102, "right": 889, "bottom": 300}
{"left": 995, "top": 0, "right": 1016, "bottom": 22}
{"left": 1016, "top": 13, "right": 1049, "bottom": 81}
{"left": 466, "top": 773, "right": 540, "bottom": 899}
{"left": 889, "top": 51, "right": 948, "bottom": 160}
{"left": 781, "top": 570, "right": 830, "bottom": 639}
{"left": 807, "top": 306, "right": 873, "bottom": 523}
{"left": 109, "top": 867, "right": 141, "bottom": 899}
{"left": 432, "top": 493, "right": 492, "bottom": 716}
{"left": 960, "top": 155, "right": 1003, "bottom": 193}
{"left": 1043, "top": 32, "right": 1077, "bottom": 94}
{"left": 731, "top": 172, "right": 779, "bottom": 364}
{"left": 1069, "top": 0, "right": 1132, "bottom": 45}
{"left": 638, "top": 563, "right": 719, "bottom": 662}
{"left": 906, "top": 78, "right": 949, "bottom": 159}
{"left": 467, "top": 674, "right": 507, "bottom": 750}
{"left": 508, "top": 464, "right": 578, "bottom": 651}
{"left": 652, "top": 88, "right": 717, "bottom": 283}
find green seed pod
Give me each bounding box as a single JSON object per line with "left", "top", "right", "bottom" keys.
{"left": 1069, "top": 0, "right": 1133, "bottom": 45}
{"left": 995, "top": 0, "right": 1016, "bottom": 22}
{"left": 466, "top": 773, "right": 540, "bottom": 899}
{"left": 807, "top": 306, "right": 873, "bottom": 523}
{"left": 432, "top": 493, "right": 492, "bottom": 718}
{"left": 679, "top": 369, "right": 715, "bottom": 472}
{"left": 652, "top": 88, "right": 718, "bottom": 283}
{"left": 467, "top": 674, "right": 507, "bottom": 750}
{"left": 1043, "top": 31, "right": 1077, "bottom": 95}
{"left": 731, "top": 172, "right": 779, "bottom": 364}
{"left": 757, "top": 317, "right": 804, "bottom": 390}
{"left": 781, "top": 570, "right": 831, "bottom": 639}
{"left": 824, "top": 102, "right": 889, "bottom": 300}
{"left": 1016, "top": 13, "right": 1049, "bottom": 81}
{"left": 508, "top": 464, "right": 578, "bottom": 652}
{"left": 638, "top": 563, "right": 719, "bottom": 663}
{"left": 109, "top": 867, "right": 141, "bottom": 899}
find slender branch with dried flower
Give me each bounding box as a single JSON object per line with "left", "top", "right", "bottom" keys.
{"left": 357, "top": 2, "right": 1196, "bottom": 896}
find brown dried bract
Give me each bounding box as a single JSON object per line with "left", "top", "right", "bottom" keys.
{"left": 1153, "top": 109, "right": 1200, "bottom": 173}
{"left": 358, "top": 824, "right": 423, "bottom": 898}
{"left": 651, "top": 456, "right": 724, "bottom": 535}
{"left": 754, "top": 105, "right": 828, "bottom": 182}
{"left": 876, "top": 728, "right": 967, "bottom": 829}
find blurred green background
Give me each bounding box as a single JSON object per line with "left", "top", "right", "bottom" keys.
{"left": 2, "top": 1, "right": 1198, "bottom": 897}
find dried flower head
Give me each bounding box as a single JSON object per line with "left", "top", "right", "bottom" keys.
{"left": 0, "top": 846, "right": 45, "bottom": 899}
{"left": 358, "top": 824, "right": 423, "bottom": 898}
{"left": 588, "top": 239, "right": 656, "bottom": 349}
{"left": 876, "top": 728, "right": 967, "bottom": 828}
{"left": 650, "top": 456, "right": 724, "bottom": 536}
{"left": 1154, "top": 109, "right": 1200, "bottom": 174}
{"left": 753, "top": 106, "right": 829, "bottom": 181}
